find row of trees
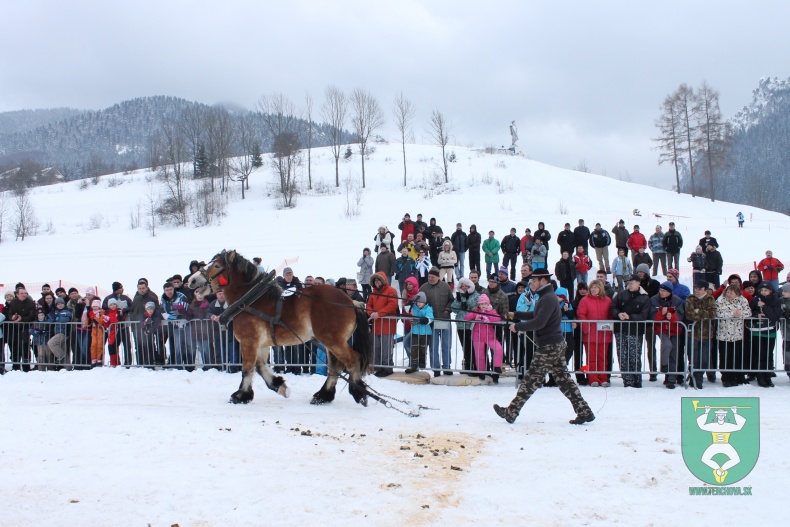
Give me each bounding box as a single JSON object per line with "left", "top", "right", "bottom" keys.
{"left": 654, "top": 82, "right": 728, "bottom": 201}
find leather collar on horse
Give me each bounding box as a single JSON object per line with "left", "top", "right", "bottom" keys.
{"left": 213, "top": 269, "right": 300, "bottom": 347}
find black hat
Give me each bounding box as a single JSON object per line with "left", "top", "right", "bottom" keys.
{"left": 112, "top": 282, "right": 123, "bottom": 292}
{"left": 758, "top": 281, "right": 775, "bottom": 293}
{"left": 694, "top": 280, "right": 709, "bottom": 290}
{"left": 530, "top": 268, "right": 553, "bottom": 280}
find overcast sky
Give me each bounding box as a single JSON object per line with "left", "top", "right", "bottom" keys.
{"left": 2, "top": 1, "right": 788, "bottom": 188}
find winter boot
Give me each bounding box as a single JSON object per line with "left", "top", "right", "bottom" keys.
{"left": 493, "top": 404, "right": 517, "bottom": 424}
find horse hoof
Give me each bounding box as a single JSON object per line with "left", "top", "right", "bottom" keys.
{"left": 278, "top": 385, "right": 290, "bottom": 398}
{"left": 358, "top": 395, "right": 368, "bottom": 407}
{"left": 310, "top": 396, "right": 327, "bottom": 405}
{"left": 230, "top": 390, "right": 254, "bottom": 404}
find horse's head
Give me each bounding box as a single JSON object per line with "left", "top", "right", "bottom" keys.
{"left": 188, "top": 250, "right": 236, "bottom": 296}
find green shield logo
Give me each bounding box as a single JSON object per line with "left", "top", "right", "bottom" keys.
{"left": 681, "top": 397, "right": 759, "bottom": 485}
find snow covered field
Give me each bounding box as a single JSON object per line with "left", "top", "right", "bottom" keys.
{"left": 1, "top": 144, "right": 788, "bottom": 525}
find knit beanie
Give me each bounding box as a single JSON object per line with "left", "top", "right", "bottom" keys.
{"left": 478, "top": 294, "right": 490, "bottom": 304}
{"left": 660, "top": 281, "right": 674, "bottom": 293}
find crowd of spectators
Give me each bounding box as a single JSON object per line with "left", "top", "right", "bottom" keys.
{"left": 356, "top": 213, "right": 789, "bottom": 386}
{"left": 3, "top": 215, "right": 789, "bottom": 389}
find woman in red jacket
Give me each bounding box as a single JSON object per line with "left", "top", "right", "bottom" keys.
{"left": 366, "top": 272, "right": 400, "bottom": 376}
{"left": 577, "top": 279, "right": 614, "bottom": 386}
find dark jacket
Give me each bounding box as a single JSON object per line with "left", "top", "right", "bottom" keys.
{"left": 557, "top": 229, "right": 576, "bottom": 255}
{"left": 699, "top": 236, "right": 719, "bottom": 249}
{"left": 6, "top": 297, "right": 37, "bottom": 323}
{"left": 610, "top": 288, "right": 651, "bottom": 336}
{"left": 574, "top": 225, "right": 591, "bottom": 249}
{"left": 451, "top": 230, "right": 468, "bottom": 254}
{"left": 467, "top": 227, "right": 482, "bottom": 252}
{"left": 394, "top": 256, "right": 417, "bottom": 285}
{"left": 554, "top": 258, "right": 577, "bottom": 283}
{"left": 590, "top": 229, "right": 611, "bottom": 248}
{"left": 512, "top": 283, "right": 562, "bottom": 346}
{"left": 612, "top": 225, "right": 630, "bottom": 248}
{"left": 534, "top": 228, "right": 551, "bottom": 247}
{"left": 374, "top": 250, "right": 397, "bottom": 276}
{"left": 662, "top": 229, "right": 684, "bottom": 252}
{"left": 500, "top": 234, "right": 521, "bottom": 254}
{"left": 640, "top": 276, "right": 660, "bottom": 299}
{"left": 130, "top": 289, "right": 160, "bottom": 323}
{"left": 705, "top": 249, "right": 723, "bottom": 274}
{"left": 633, "top": 252, "right": 653, "bottom": 269}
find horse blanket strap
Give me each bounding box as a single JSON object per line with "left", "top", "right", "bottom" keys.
{"left": 239, "top": 297, "right": 301, "bottom": 347}
{"left": 218, "top": 270, "right": 277, "bottom": 327}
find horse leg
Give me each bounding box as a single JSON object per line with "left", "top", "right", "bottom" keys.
{"left": 255, "top": 346, "right": 289, "bottom": 398}
{"left": 311, "top": 351, "right": 339, "bottom": 405}
{"left": 318, "top": 343, "right": 369, "bottom": 406}
{"left": 230, "top": 341, "right": 257, "bottom": 404}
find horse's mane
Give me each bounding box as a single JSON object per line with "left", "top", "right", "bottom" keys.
{"left": 219, "top": 250, "right": 283, "bottom": 301}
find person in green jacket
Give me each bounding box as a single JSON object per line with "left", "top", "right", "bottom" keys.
{"left": 483, "top": 230, "right": 501, "bottom": 278}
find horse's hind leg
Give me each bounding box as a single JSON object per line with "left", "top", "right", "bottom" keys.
{"left": 311, "top": 352, "right": 340, "bottom": 405}
{"left": 256, "top": 346, "right": 289, "bottom": 398}
{"left": 230, "top": 342, "right": 257, "bottom": 404}
{"left": 313, "top": 346, "right": 368, "bottom": 406}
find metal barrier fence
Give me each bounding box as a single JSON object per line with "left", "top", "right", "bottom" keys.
{"left": 0, "top": 320, "right": 241, "bottom": 372}
{"left": 2, "top": 317, "right": 787, "bottom": 390}
{"left": 686, "top": 318, "right": 788, "bottom": 387}
{"left": 369, "top": 315, "right": 789, "bottom": 388}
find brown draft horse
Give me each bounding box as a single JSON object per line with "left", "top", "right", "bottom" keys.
{"left": 187, "top": 250, "right": 372, "bottom": 406}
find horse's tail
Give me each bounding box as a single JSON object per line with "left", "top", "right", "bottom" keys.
{"left": 352, "top": 307, "right": 371, "bottom": 376}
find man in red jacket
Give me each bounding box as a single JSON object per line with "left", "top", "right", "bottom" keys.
{"left": 627, "top": 225, "right": 647, "bottom": 263}
{"left": 366, "top": 272, "right": 399, "bottom": 377}
{"left": 757, "top": 250, "right": 784, "bottom": 290}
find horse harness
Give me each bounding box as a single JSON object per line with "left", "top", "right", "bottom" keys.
{"left": 215, "top": 270, "right": 300, "bottom": 347}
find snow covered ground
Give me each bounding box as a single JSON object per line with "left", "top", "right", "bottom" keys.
{"left": 1, "top": 369, "right": 786, "bottom": 526}
{"left": 1, "top": 144, "right": 788, "bottom": 525}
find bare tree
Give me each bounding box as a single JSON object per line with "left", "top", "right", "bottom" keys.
{"left": 392, "top": 92, "right": 416, "bottom": 186}
{"left": 304, "top": 92, "right": 314, "bottom": 190}
{"left": 321, "top": 85, "right": 347, "bottom": 187}
{"left": 12, "top": 190, "right": 39, "bottom": 241}
{"left": 229, "top": 114, "right": 256, "bottom": 199}
{"left": 156, "top": 121, "right": 189, "bottom": 226}
{"left": 179, "top": 104, "right": 206, "bottom": 177}
{"left": 0, "top": 192, "right": 7, "bottom": 243}
{"left": 204, "top": 107, "right": 235, "bottom": 192}
{"left": 427, "top": 109, "right": 451, "bottom": 183}
{"left": 144, "top": 180, "right": 159, "bottom": 237}
{"left": 694, "top": 81, "right": 729, "bottom": 202}
{"left": 654, "top": 94, "right": 684, "bottom": 194}
{"left": 350, "top": 88, "right": 385, "bottom": 188}
{"left": 676, "top": 83, "right": 698, "bottom": 197}
{"left": 258, "top": 93, "right": 300, "bottom": 199}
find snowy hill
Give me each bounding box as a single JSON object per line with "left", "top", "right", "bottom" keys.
{"left": 1, "top": 143, "right": 786, "bottom": 295}
{"left": 1, "top": 144, "right": 788, "bottom": 526}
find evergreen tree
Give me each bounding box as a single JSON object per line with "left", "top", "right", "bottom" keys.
{"left": 251, "top": 141, "right": 263, "bottom": 168}
{"left": 194, "top": 143, "right": 209, "bottom": 178}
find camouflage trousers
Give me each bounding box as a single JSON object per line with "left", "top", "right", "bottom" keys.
{"left": 505, "top": 340, "right": 593, "bottom": 420}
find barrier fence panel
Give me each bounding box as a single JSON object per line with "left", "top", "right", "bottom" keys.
{"left": 0, "top": 320, "right": 243, "bottom": 372}
{"left": 2, "top": 316, "right": 786, "bottom": 388}
{"left": 366, "top": 315, "right": 702, "bottom": 387}
{"left": 687, "top": 318, "right": 788, "bottom": 388}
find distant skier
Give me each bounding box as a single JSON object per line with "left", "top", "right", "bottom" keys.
{"left": 736, "top": 212, "right": 745, "bottom": 228}
{"left": 633, "top": 208, "right": 641, "bottom": 217}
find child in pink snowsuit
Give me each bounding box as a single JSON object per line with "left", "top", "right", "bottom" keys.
{"left": 463, "top": 294, "right": 504, "bottom": 380}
